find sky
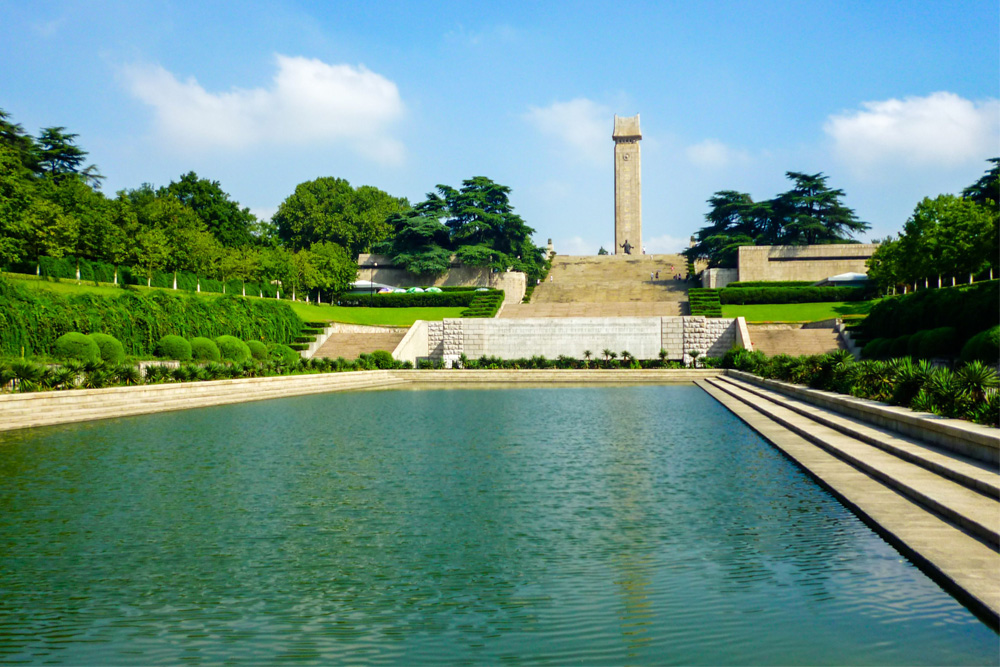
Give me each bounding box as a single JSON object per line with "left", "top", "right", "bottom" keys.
{"left": 2, "top": 0, "right": 997, "bottom": 255}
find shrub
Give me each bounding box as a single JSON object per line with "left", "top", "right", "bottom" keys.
{"left": 190, "top": 337, "right": 221, "bottom": 361}
{"left": 960, "top": 325, "right": 1000, "bottom": 364}
{"left": 861, "top": 338, "right": 888, "bottom": 359}
{"left": 268, "top": 343, "right": 300, "bottom": 364}
{"left": 338, "top": 291, "right": 478, "bottom": 308}
{"left": 907, "top": 330, "right": 929, "bottom": 359}
{"left": 53, "top": 332, "right": 100, "bottom": 363}
{"left": 246, "top": 340, "right": 269, "bottom": 360}
{"left": 888, "top": 335, "right": 912, "bottom": 359}
{"left": 215, "top": 335, "right": 251, "bottom": 362}
{"left": 90, "top": 333, "right": 126, "bottom": 364}
{"left": 156, "top": 335, "right": 192, "bottom": 360}
{"left": 864, "top": 281, "right": 998, "bottom": 342}
{"left": 719, "top": 286, "right": 865, "bottom": 305}
{"left": 368, "top": 350, "right": 396, "bottom": 369}
{"left": 918, "top": 327, "right": 958, "bottom": 359}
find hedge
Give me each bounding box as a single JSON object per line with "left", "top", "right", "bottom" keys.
{"left": 90, "top": 333, "right": 126, "bottom": 364}
{"left": 689, "top": 289, "right": 722, "bottom": 317}
{"left": 862, "top": 281, "right": 999, "bottom": 343}
{"left": 54, "top": 332, "right": 100, "bottom": 363}
{"left": 918, "top": 327, "right": 958, "bottom": 359}
{"left": 0, "top": 276, "right": 302, "bottom": 358}
{"left": 719, "top": 286, "right": 865, "bottom": 305}
{"left": 268, "top": 343, "right": 300, "bottom": 364}
{"left": 338, "top": 291, "right": 478, "bottom": 308}
{"left": 156, "top": 335, "right": 192, "bottom": 361}
{"left": 215, "top": 335, "right": 252, "bottom": 362}
{"left": 960, "top": 326, "right": 1000, "bottom": 364}
{"left": 190, "top": 337, "right": 221, "bottom": 361}
{"left": 461, "top": 290, "right": 504, "bottom": 318}
{"left": 246, "top": 340, "right": 269, "bottom": 360}
{"left": 726, "top": 281, "right": 816, "bottom": 288}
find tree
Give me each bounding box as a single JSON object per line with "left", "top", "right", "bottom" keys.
{"left": 385, "top": 210, "right": 453, "bottom": 276}
{"left": 962, "top": 158, "right": 999, "bottom": 208}
{"left": 261, "top": 246, "right": 295, "bottom": 298}
{"left": 161, "top": 172, "right": 258, "bottom": 247}
{"left": 133, "top": 227, "right": 170, "bottom": 287}
{"left": 776, "top": 172, "right": 868, "bottom": 245}
{"left": 0, "top": 109, "right": 39, "bottom": 173}
{"left": 597, "top": 246, "right": 609, "bottom": 255}
{"left": 309, "top": 241, "right": 358, "bottom": 297}
{"left": 36, "top": 127, "right": 88, "bottom": 182}
{"left": 273, "top": 177, "right": 407, "bottom": 254}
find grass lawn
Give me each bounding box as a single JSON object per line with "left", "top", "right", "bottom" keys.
{"left": 721, "top": 300, "right": 876, "bottom": 323}
{"left": 6, "top": 273, "right": 465, "bottom": 326}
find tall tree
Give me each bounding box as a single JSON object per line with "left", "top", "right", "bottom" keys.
{"left": 36, "top": 127, "right": 88, "bottom": 181}
{"left": 775, "top": 172, "right": 869, "bottom": 245}
{"left": 161, "top": 172, "right": 258, "bottom": 247}
{"left": 273, "top": 177, "right": 407, "bottom": 254}
{"left": 962, "top": 158, "right": 999, "bottom": 208}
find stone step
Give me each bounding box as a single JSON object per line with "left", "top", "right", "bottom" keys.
{"left": 313, "top": 331, "right": 407, "bottom": 359}
{"left": 715, "top": 375, "right": 1000, "bottom": 499}
{"left": 529, "top": 254, "right": 690, "bottom": 306}
{"left": 704, "top": 377, "right": 1000, "bottom": 548}
{"left": 748, "top": 328, "right": 843, "bottom": 356}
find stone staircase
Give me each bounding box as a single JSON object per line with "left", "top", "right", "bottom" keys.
{"left": 748, "top": 324, "right": 844, "bottom": 356}
{"left": 501, "top": 254, "right": 689, "bottom": 319}
{"left": 311, "top": 325, "right": 408, "bottom": 360}
{"left": 698, "top": 373, "right": 1000, "bottom": 623}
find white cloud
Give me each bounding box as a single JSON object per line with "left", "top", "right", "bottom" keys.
{"left": 685, "top": 139, "right": 750, "bottom": 168}
{"left": 524, "top": 98, "right": 611, "bottom": 164}
{"left": 122, "top": 55, "right": 405, "bottom": 163}
{"left": 824, "top": 92, "right": 999, "bottom": 170}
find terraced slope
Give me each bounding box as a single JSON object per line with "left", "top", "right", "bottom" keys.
{"left": 748, "top": 324, "right": 844, "bottom": 356}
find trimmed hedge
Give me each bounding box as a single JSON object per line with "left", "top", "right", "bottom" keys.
{"left": 0, "top": 276, "right": 302, "bottom": 358}
{"left": 339, "top": 291, "right": 478, "bottom": 308}
{"left": 90, "top": 333, "right": 126, "bottom": 364}
{"left": 689, "top": 289, "right": 722, "bottom": 317}
{"left": 888, "top": 334, "right": 912, "bottom": 359}
{"left": 461, "top": 290, "right": 504, "bottom": 318}
{"left": 190, "top": 337, "right": 221, "bottom": 362}
{"left": 960, "top": 326, "right": 1000, "bottom": 364}
{"left": 246, "top": 340, "right": 269, "bottom": 360}
{"left": 726, "top": 281, "right": 816, "bottom": 288}
{"left": 54, "top": 332, "right": 100, "bottom": 363}
{"left": 156, "top": 335, "right": 192, "bottom": 361}
{"left": 719, "top": 286, "right": 865, "bottom": 305}
{"left": 269, "top": 343, "right": 300, "bottom": 364}
{"left": 215, "top": 335, "right": 251, "bottom": 362}
{"left": 919, "top": 327, "right": 958, "bottom": 359}
{"left": 863, "top": 281, "right": 999, "bottom": 343}
{"left": 861, "top": 337, "right": 888, "bottom": 359}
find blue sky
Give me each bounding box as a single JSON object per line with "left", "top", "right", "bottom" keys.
{"left": 2, "top": 0, "right": 997, "bottom": 254}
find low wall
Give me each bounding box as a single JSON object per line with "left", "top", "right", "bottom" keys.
{"left": 0, "top": 369, "right": 723, "bottom": 433}
{"left": 738, "top": 244, "right": 879, "bottom": 282}
{"left": 702, "top": 268, "right": 738, "bottom": 289}
{"left": 409, "top": 316, "right": 744, "bottom": 366}
{"left": 357, "top": 254, "right": 527, "bottom": 304}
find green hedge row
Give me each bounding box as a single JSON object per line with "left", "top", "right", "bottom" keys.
{"left": 0, "top": 276, "right": 303, "bottom": 358}
{"left": 720, "top": 286, "right": 865, "bottom": 305}
{"left": 689, "top": 289, "right": 722, "bottom": 317}
{"left": 338, "top": 290, "right": 479, "bottom": 308}
{"left": 726, "top": 281, "right": 816, "bottom": 288}
{"left": 461, "top": 290, "right": 504, "bottom": 318}
{"left": 861, "top": 281, "right": 999, "bottom": 343}
{"left": 862, "top": 327, "right": 961, "bottom": 360}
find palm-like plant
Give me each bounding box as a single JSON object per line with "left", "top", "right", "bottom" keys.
{"left": 12, "top": 360, "right": 44, "bottom": 393}
{"left": 602, "top": 348, "right": 612, "bottom": 362}
{"left": 49, "top": 367, "right": 77, "bottom": 390}
{"left": 955, "top": 361, "right": 999, "bottom": 404}
{"left": 0, "top": 361, "right": 16, "bottom": 392}
{"left": 113, "top": 363, "right": 142, "bottom": 386}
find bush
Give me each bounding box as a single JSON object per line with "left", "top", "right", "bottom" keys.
{"left": 53, "top": 332, "right": 100, "bottom": 363}
{"left": 268, "top": 343, "right": 300, "bottom": 364}
{"left": 156, "top": 335, "right": 192, "bottom": 361}
{"left": 368, "top": 350, "right": 396, "bottom": 369}
{"left": 864, "top": 281, "right": 998, "bottom": 342}
{"left": 918, "top": 327, "right": 958, "bottom": 359}
{"left": 861, "top": 337, "right": 888, "bottom": 359}
{"left": 246, "top": 340, "right": 269, "bottom": 360}
{"left": 215, "top": 335, "right": 251, "bottom": 362}
{"left": 719, "top": 286, "right": 865, "bottom": 305}
{"left": 726, "top": 281, "right": 816, "bottom": 288}
{"left": 888, "top": 334, "right": 912, "bottom": 359}
{"left": 960, "top": 325, "right": 1000, "bottom": 364}
{"left": 90, "top": 333, "right": 126, "bottom": 364}
{"left": 907, "top": 330, "right": 929, "bottom": 359}
{"left": 338, "top": 290, "right": 478, "bottom": 308}
{"left": 190, "top": 337, "right": 221, "bottom": 361}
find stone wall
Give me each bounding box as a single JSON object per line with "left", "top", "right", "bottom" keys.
{"left": 737, "top": 244, "right": 879, "bottom": 282}
{"left": 400, "top": 316, "right": 745, "bottom": 367}
{"left": 357, "top": 254, "right": 526, "bottom": 305}
{"left": 702, "top": 268, "right": 738, "bottom": 289}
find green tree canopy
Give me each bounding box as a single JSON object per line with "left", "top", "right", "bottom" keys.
{"left": 273, "top": 177, "right": 407, "bottom": 255}
{"left": 161, "top": 171, "right": 258, "bottom": 248}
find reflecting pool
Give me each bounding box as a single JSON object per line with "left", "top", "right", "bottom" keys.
{"left": 0, "top": 385, "right": 996, "bottom": 665}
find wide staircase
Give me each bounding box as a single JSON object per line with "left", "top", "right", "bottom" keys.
{"left": 312, "top": 325, "right": 407, "bottom": 360}
{"left": 748, "top": 324, "right": 844, "bottom": 356}
{"left": 501, "top": 254, "right": 690, "bottom": 319}
{"left": 698, "top": 373, "right": 1000, "bottom": 622}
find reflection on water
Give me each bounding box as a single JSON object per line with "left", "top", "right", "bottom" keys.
{"left": 0, "top": 385, "right": 995, "bottom": 665}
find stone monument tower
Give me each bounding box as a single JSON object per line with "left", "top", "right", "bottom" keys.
{"left": 613, "top": 114, "right": 642, "bottom": 255}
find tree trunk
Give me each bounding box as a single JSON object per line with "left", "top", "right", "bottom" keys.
{"left": 969, "top": 272, "right": 974, "bottom": 284}
{"left": 75, "top": 260, "right": 80, "bottom": 282}
{"left": 36, "top": 262, "right": 40, "bottom": 276}
{"left": 113, "top": 268, "right": 118, "bottom": 285}
{"left": 924, "top": 277, "right": 928, "bottom": 288}
{"left": 292, "top": 288, "right": 295, "bottom": 301}
{"left": 173, "top": 272, "right": 177, "bottom": 290}
{"left": 241, "top": 282, "right": 246, "bottom": 297}
{"left": 147, "top": 275, "right": 151, "bottom": 288}
{"left": 196, "top": 280, "right": 200, "bottom": 293}
{"left": 937, "top": 274, "right": 941, "bottom": 288}
{"left": 952, "top": 276, "right": 956, "bottom": 286}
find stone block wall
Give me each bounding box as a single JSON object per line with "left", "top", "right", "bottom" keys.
{"left": 701, "top": 268, "right": 738, "bottom": 289}
{"left": 357, "top": 254, "right": 526, "bottom": 305}
{"left": 413, "top": 316, "right": 743, "bottom": 367}
{"left": 737, "top": 244, "right": 879, "bottom": 282}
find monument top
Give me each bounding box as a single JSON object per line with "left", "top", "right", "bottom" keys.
{"left": 612, "top": 114, "right": 641, "bottom": 140}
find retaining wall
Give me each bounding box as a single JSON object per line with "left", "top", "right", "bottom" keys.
{"left": 357, "top": 254, "right": 527, "bottom": 304}
{"left": 737, "top": 244, "right": 879, "bottom": 282}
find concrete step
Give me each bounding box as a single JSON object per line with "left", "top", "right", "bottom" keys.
{"left": 748, "top": 327, "right": 843, "bottom": 356}
{"left": 500, "top": 301, "right": 683, "bottom": 319}
{"left": 529, "top": 254, "right": 690, "bottom": 306}
{"left": 715, "top": 375, "right": 1000, "bottom": 499}
{"left": 313, "top": 332, "right": 407, "bottom": 359}
{"left": 704, "top": 377, "right": 1000, "bottom": 548}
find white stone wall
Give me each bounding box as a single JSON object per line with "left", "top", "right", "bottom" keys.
{"left": 702, "top": 268, "right": 738, "bottom": 289}
{"left": 420, "top": 316, "right": 742, "bottom": 364}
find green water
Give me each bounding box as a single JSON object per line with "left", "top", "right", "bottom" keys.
{"left": 0, "top": 385, "right": 996, "bottom": 665}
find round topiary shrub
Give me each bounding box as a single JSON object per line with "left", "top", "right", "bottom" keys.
{"left": 156, "top": 335, "right": 192, "bottom": 361}
{"left": 268, "top": 343, "right": 300, "bottom": 364}
{"left": 861, "top": 337, "right": 886, "bottom": 359}
{"left": 889, "top": 334, "right": 912, "bottom": 359}
{"left": 919, "top": 326, "right": 958, "bottom": 359}
{"left": 190, "top": 337, "right": 221, "bottom": 362}
{"left": 961, "top": 325, "right": 1000, "bottom": 364}
{"left": 908, "top": 330, "right": 929, "bottom": 359}
{"left": 215, "top": 335, "right": 251, "bottom": 362}
{"left": 90, "top": 333, "right": 126, "bottom": 364}
{"left": 246, "top": 340, "right": 268, "bottom": 360}
{"left": 54, "top": 332, "right": 100, "bottom": 363}
{"left": 369, "top": 349, "right": 396, "bottom": 369}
